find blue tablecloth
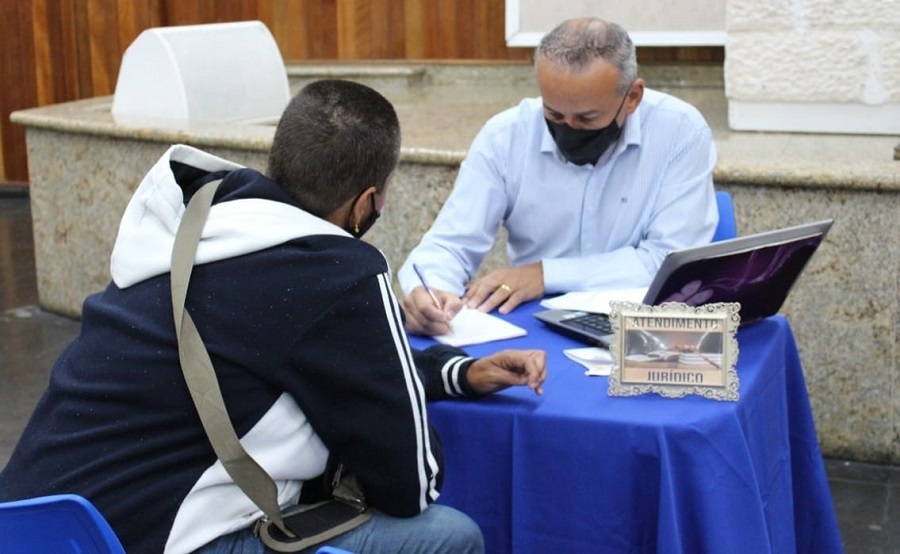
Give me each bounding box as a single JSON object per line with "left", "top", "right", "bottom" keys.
{"left": 408, "top": 301, "right": 843, "bottom": 554}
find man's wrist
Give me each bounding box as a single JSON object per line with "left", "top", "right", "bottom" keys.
{"left": 457, "top": 359, "right": 480, "bottom": 397}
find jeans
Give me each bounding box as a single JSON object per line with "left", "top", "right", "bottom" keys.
{"left": 195, "top": 504, "right": 485, "bottom": 554}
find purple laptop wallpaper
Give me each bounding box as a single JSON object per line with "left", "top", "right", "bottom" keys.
{"left": 652, "top": 235, "right": 825, "bottom": 324}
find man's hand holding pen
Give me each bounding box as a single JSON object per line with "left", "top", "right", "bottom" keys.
{"left": 403, "top": 263, "right": 545, "bottom": 336}
{"left": 405, "top": 263, "right": 462, "bottom": 336}
{"left": 402, "top": 285, "right": 463, "bottom": 336}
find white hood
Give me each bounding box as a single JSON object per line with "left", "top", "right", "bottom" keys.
{"left": 110, "top": 144, "right": 349, "bottom": 288}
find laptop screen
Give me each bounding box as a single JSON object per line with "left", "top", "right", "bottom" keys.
{"left": 533, "top": 219, "right": 833, "bottom": 346}
{"left": 644, "top": 219, "right": 833, "bottom": 324}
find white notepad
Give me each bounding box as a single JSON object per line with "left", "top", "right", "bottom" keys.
{"left": 433, "top": 308, "right": 527, "bottom": 347}
{"left": 539, "top": 287, "right": 649, "bottom": 314}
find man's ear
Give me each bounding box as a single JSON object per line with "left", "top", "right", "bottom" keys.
{"left": 350, "top": 186, "right": 378, "bottom": 228}
{"left": 625, "top": 79, "right": 645, "bottom": 116}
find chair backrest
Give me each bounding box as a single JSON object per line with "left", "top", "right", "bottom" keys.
{"left": 0, "top": 494, "right": 125, "bottom": 553}
{"left": 712, "top": 190, "right": 738, "bottom": 242}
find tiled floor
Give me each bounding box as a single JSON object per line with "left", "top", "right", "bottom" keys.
{"left": 1, "top": 191, "right": 898, "bottom": 552}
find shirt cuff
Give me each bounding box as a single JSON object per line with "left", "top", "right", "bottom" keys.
{"left": 440, "top": 356, "right": 478, "bottom": 397}
{"left": 541, "top": 257, "right": 582, "bottom": 294}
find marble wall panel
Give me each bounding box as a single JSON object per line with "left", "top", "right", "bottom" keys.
{"left": 721, "top": 183, "right": 899, "bottom": 462}
{"left": 23, "top": 129, "right": 268, "bottom": 317}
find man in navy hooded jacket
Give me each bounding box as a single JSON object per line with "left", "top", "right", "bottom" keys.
{"left": 0, "top": 80, "right": 546, "bottom": 553}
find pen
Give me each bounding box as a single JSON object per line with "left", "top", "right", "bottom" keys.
{"left": 412, "top": 263, "right": 453, "bottom": 330}
{"left": 412, "top": 263, "right": 442, "bottom": 308}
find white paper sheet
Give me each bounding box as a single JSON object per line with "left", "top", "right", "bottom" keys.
{"left": 564, "top": 347, "right": 614, "bottom": 376}
{"left": 539, "top": 287, "right": 649, "bottom": 314}
{"left": 433, "top": 308, "right": 527, "bottom": 347}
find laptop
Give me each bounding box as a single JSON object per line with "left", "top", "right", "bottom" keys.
{"left": 534, "top": 219, "right": 834, "bottom": 346}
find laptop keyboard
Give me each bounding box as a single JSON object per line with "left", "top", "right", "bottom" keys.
{"left": 565, "top": 313, "right": 613, "bottom": 334}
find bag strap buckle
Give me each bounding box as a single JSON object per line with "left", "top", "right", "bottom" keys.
{"left": 331, "top": 466, "right": 367, "bottom": 513}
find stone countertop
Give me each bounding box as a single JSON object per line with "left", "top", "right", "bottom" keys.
{"left": 10, "top": 96, "right": 277, "bottom": 152}
{"left": 11, "top": 64, "right": 899, "bottom": 192}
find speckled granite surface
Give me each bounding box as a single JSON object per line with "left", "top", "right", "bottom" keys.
{"left": 11, "top": 63, "right": 900, "bottom": 462}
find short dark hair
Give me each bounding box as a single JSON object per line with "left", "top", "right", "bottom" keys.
{"left": 535, "top": 18, "right": 637, "bottom": 95}
{"left": 267, "top": 79, "right": 401, "bottom": 217}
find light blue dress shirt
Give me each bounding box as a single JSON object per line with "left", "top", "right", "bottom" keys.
{"left": 398, "top": 88, "right": 718, "bottom": 297}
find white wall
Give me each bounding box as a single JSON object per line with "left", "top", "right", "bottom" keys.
{"left": 725, "top": 0, "right": 900, "bottom": 134}
{"left": 505, "top": 0, "right": 725, "bottom": 46}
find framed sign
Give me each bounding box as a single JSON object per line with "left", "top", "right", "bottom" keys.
{"left": 607, "top": 301, "right": 740, "bottom": 401}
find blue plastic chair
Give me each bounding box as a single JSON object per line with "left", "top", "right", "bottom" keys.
{"left": 712, "top": 190, "right": 737, "bottom": 242}
{"left": 0, "top": 494, "right": 125, "bottom": 553}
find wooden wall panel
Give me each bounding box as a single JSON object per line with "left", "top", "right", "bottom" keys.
{"left": 638, "top": 46, "right": 724, "bottom": 63}
{"left": 264, "top": 0, "right": 339, "bottom": 59}
{"left": 0, "top": 0, "right": 722, "bottom": 184}
{"left": 88, "top": 0, "right": 122, "bottom": 94}
{"left": 333, "top": 0, "right": 406, "bottom": 59}
{"left": 0, "top": 117, "right": 4, "bottom": 184}
{"left": 31, "top": 0, "right": 55, "bottom": 106}
{"left": 1, "top": 0, "right": 165, "bottom": 184}
{"left": 0, "top": 1, "right": 39, "bottom": 184}
{"left": 163, "top": 0, "right": 258, "bottom": 26}
{"left": 399, "top": 0, "right": 530, "bottom": 60}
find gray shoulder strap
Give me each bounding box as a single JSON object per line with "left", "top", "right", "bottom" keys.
{"left": 169, "top": 179, "right": 291, "bottom": 536}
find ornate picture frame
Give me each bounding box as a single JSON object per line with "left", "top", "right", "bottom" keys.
{"left": 607, "top": 301, "right": 740, "bottom": 401}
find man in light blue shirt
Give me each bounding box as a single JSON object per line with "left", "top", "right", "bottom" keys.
{"left": 399, "top": 17, "right": 718, "bottom": 336}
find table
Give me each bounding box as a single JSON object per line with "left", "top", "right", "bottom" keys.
{"left": 408, "top": 301, "right": 843, "bottom": 554}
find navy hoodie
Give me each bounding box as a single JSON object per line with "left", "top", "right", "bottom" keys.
{"left": 0, "top": 145, "right": 478, "bottom": 553}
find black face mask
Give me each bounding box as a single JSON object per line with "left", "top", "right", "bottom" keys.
{"left": 349, "top": 193, "right": 380, "bottom": 239}
{"left": 545, "top": 92, "right": 629, "bottom": 166}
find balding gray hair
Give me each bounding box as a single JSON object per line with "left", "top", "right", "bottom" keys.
{"left": 535, "top": 18, "right": 637, "bottom": 95}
